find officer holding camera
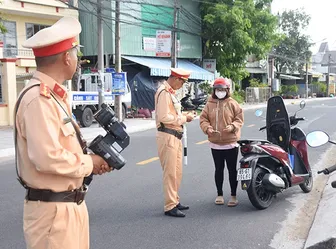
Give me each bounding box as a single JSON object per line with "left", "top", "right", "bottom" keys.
{"left": 14, "top": 17, "right": 111, "bottom": 249}
{"left": 155, "top": 68, "right": 195, "bottom": 218}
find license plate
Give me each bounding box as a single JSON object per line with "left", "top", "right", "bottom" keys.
{"left": 237, "top": 168, "right": 252, "bottom": 181}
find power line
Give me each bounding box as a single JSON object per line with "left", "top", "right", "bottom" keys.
{"left": 190, "top": 0, "right": 219, "bottom": 5}
{"left": 179, "top": 7, "right": 202, "bottom": 29}
{"left": 269, "top": 53, "right": 308, "bottom": 64}
{"left": 64, "top": 0, "right": 321, "bottom": 72}
{"left": 66, "top": 1, "right": 174, "bottom": 32}
{"left": 104, "top": 0, "right": 173, "bottom": 8}
{"left": 270, "top": 52, "right": 336, "bottom": 65}
{"left": 180, "top": 6, "right": 202, "bottom": 21}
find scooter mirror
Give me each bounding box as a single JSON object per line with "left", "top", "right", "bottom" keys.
{"left": 255, "top": 109, "right": 263, "bottom": 117}
{"left": 306, "top": 131, "right": 329, "bottom": 147}
{"left": 300, "top": 100, "right": 306, "bottom": 109}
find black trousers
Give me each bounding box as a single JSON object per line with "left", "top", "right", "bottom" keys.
{"left": 211, "top": 147, "right": 239, "bottom": 196}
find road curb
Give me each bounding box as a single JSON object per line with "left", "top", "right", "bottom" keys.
{"left": 304, "top": 169, "right": 336, "bottom": 249}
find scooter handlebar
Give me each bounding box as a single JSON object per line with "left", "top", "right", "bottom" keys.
{"left": 290, "top": 117, "right": 305, "bottom": 126}
{"left": 318, "top": 164, "right": 336, "bottom": 175}
{"left": 259, "top": 126, "right": 266, "bottom": 131}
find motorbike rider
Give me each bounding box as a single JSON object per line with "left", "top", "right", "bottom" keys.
{"left": 199, "top": 77, "right": 244, "bottom": 207}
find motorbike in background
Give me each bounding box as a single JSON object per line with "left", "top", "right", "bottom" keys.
{"left": 306, "top": 131, "right": 336, "bottom": 188}
{"left": 180, "top": 93, "right": 207, "bottom": 111}
{"left": 237, "top": 96, "right": 313, "bottom": 210}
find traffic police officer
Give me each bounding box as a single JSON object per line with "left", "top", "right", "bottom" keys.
{"left": 155, "top": 68, "right": 194, "bottom": 218}
{"left": 14, "top": 17, "right": 111, "bottom": 249}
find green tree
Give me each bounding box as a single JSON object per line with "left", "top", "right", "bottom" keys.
{"left": 0, "top": 1, "right": 7, "bottom": 34}
{"left": 0, "top": 22, "right": 5, "bottom": 34}
{"left": 201, "top": 0, "right": 280, "bottom": 82}
{"left": 273, "top": 9, "right": 312, "bottom": 75}
{"left": 249, "top": 78, "right": 268, "bottom": 88}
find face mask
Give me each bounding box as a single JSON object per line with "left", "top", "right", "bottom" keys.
{"left": 215, "top": 90, "right": 227, "bottom": 99}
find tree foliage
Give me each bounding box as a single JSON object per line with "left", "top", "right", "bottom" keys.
{"left": 0, "top": 1, "right": 7, "bottom": 34}
{"left": 273, "top": 9, "right": 312, "bottom": 75}
{"left": 201, "top": 0, "right": 280, "bottom": 82}
{"left": 0, "top": 21, "right": 6, "bottom": 34}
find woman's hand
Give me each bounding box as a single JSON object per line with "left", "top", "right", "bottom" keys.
{"left": 223, "top": 125, "right": 235, "bottom": 133}
{"left": 207, "top": 127, "right": 214, "bottom": 135}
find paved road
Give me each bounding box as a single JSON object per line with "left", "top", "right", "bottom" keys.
{"left": 1, "top": 99, "right": 336, "bottom": 249}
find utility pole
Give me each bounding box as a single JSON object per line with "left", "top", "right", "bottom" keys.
{"left": 171, "top": 0, "right": 187, "bottom": 166}
{"left": 305, "top": 61, "right": 309, "bottom": 98}
{"left": 327, "top": 54, "right": 331, "bottom": 97}
{"left": 171, "top": 0, "right": 178, "bottom": 68}
{"left": 268, "top": 55, "right": 275, "bottom": 93}
{"left": 115, "top": 0, "right": 122, "bottom": 121}
{"left": 97, "top": 0, "right": 104, "bottom": 110}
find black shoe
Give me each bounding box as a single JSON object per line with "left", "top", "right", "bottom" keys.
{"left": 176, "top": 203, "right": 189, "bottom": 210}
{"left": 164, "top": 207, "right": 186, "bottom": 217}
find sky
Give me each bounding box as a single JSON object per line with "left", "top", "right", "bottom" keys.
{"left": 271, "top": 0, "right": 336, "bottom": 54}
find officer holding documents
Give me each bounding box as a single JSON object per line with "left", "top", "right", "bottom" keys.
{"left": 155, "top": 68, "right": 194, "bottom": 218}
{"left": 15, "top": 17, "right": 111, "bottom": 249}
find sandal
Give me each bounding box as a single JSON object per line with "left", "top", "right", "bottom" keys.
{"left": 227, "top": 198, "right": 238, "bottom": 207}
{"left": 215, "top": 196, "right": 224, "bottom": 205}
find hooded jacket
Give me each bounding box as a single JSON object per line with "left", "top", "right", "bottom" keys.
{"left": 200, "top": 96, "right": 244, "bottom": 145}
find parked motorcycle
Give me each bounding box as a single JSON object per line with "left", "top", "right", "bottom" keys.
{"left": 306, "top": 131, "right": 336, "bottom": 188}
{"left": 237, "top": 96, "right": 313, "bottom": 210}
{"left": 180, "top": 93, "right": 207, "bottom": 111}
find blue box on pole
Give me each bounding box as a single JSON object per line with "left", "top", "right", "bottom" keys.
{"left": 105, "top": 68, "right": 116, "bottom": 73}
{"left": 112, "top": 72, "right": 127, "bottom": 95}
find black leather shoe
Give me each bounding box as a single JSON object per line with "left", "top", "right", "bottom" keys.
{"left": 164, "top": 207, "right": 186, "bottom": 217}
{"left": 176, "top": 203, "right": 189, "bottom": 210}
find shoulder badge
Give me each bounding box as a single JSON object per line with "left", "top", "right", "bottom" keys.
{"left": 53, "top": 83, "right": 66, "bottom": 99}
{"left": 168, "top": 88, "right": 175, "bottom": 94}
{"left": 40, "top": 83, "right": 51, "bottom": 99}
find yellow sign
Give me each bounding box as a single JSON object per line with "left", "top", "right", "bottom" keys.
{"left": 243, "top": 183, "right": 247, "bottom": 189}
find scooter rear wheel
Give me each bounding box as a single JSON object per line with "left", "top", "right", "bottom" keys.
{"left": 247, "top": 166, "right": 274, "bottom": 210}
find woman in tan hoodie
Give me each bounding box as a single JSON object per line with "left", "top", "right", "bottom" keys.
{"left": 200, "top": 77, "right": 244, "bottom": 207}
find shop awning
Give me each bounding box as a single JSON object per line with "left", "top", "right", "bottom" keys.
{"left": 309, "top": 70, "right": 323, "bottom": 77}
{"left": 246, "top": 67, "right": 267, "bottom": 74}
{"left": 122, "top": 55, "right": 215, "bottom": 81}
{"left": 279, "top": 74, "right": 302, "bottom": 80}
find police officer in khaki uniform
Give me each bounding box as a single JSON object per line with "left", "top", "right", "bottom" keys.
{"left": 155, "top": 68, "right": 194, "bottom": 218}
{"left": 14, "top": 17, "right": 112, "bottom": 249}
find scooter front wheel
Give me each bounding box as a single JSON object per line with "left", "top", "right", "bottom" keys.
{"left": 247, "top": 166, "right": 274, "bottom": 210}
{"left": 299, "top": 173, "right": 313, "bottom": 193}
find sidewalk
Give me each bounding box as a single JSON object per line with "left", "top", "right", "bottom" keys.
{"left": 0, "top": 97, "right": 334, "bottom": 159}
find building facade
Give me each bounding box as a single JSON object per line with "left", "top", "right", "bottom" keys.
{"left": 79, "top": 0, "right": 202, "bottom": 59}
{"left": 0, "top": 0, "right": 79, "bottom": 126}
{"left": 78, "top": 0, "right": 213, "bottom": 80}
{"left": 78, "top": 0, "right": 213, "bottom": 109}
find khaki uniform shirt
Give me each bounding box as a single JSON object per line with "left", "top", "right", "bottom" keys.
{"left": 155, "top": 81, "right": 186, "bottom": 132}
{"left": 15, "top": 71, "right": 93, "bottom": 192}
